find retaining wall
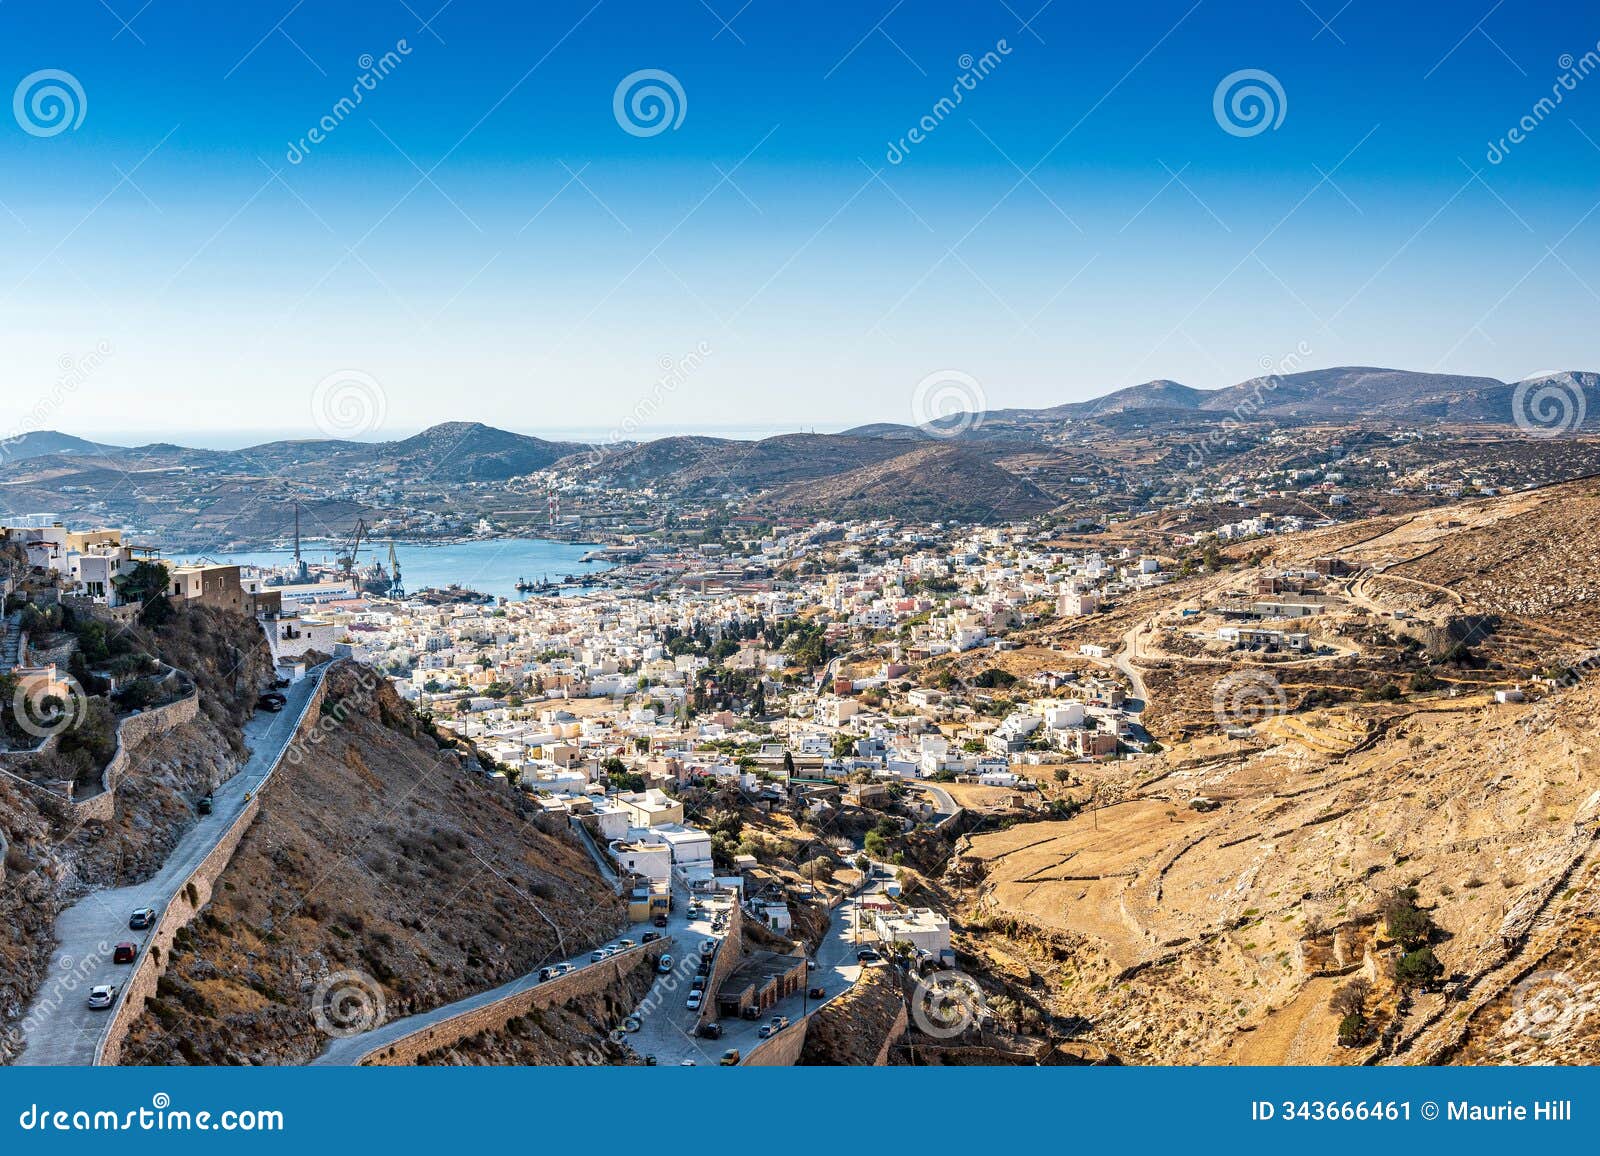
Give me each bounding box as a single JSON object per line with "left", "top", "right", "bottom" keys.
{"left": 71, "top": 683, "right": 201, "bottom": 823}
{"left": 354, "top": 942, "right": 669, "bottom": 1065}
{"left": 93, "top": 668, "right": 330, "bottom": 1065}
{"left": 699, "top": 899, "right": 747, "bottom": 1026}
{"left": 741, "top": 1011, "right": 812, "bottom": 1066}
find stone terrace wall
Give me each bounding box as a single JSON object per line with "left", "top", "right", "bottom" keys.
{"left": 71, "top": 682, "right": 201, "bottom": 822}
{"left": 355, "top": 942, "right": 669, "bottom": 1066}
{"left": 94, "top": 669, "right": 330, "bottom": 1065}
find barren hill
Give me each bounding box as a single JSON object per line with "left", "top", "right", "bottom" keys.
{"left": 120, "top": 664, "right": 622, "bottom": 1065}
{"left": 767, "top": 444, "right": 1059, "bottom": 523}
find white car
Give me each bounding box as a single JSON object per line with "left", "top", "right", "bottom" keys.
{"left": 685, "top": 991, "right": 702, "bottom": 1011}
{"left": 87, "top": 985, "right": 117, "bottom": 1010}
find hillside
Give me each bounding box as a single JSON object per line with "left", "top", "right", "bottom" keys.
{"left": 580, "top": 432, "right": 916, "bottom": 494}
{"left": 120, "top": 663, "right": 622, "bottom": 1065}
{"left": 948, "top": 481, "right": 1600, "bottom": 1067}
{"left": 766, "top": 444, "right": 1059, "bottom": 523}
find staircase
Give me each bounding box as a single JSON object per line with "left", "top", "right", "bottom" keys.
{"left": 0, "top": 611, "right": 20, "bottom": 669}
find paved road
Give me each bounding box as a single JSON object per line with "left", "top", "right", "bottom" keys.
{"left": 315, "top": 931, "right": 651, "bottom": 1065}
{"left": 624, "top": 883, "right": 865, "bottom": 1066}
{"left": 15, "top": 671, "right": 323, "bottom": 1066}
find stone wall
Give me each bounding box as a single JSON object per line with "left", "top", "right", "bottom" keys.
{"left": 93, "top": 668, "right": 330, "bottom": 1065}
{"left": 354, "top": 942, "right": 669, "bottom": 1066}
{"left": 700, "top": 899, "right": 747, "bottom": 1026}
{"left": 73, "top": 682, "right": 200, "bottom": 820}
{"left": 741, "top": 1011, "right": 812, "bottom": 1066}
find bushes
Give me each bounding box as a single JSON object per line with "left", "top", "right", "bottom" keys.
{"left": 1393, "top": 946, "right": 1444, "bottom": 989}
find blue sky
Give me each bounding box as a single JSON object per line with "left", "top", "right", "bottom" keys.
{"left": 2, "top": 0, "right": 1598, "bottom": 445}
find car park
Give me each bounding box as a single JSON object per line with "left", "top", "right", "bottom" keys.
{"left": 128, "top": 906, "right": 157, "bottom": 930}
{"left": 87, "top": 985, "right": 117, "bottom": 1009}
{"left": 113, "top": 942, "right": 137, "bottom": 964}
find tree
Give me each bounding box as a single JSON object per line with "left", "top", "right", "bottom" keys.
{"left": 1393, "top": 946, "right": 1444, "bottom": 990}
{"left": 1329, "top": 977, "right": 1371, "bottom": 1018}
{"left": 1380, "top": 886, "right": 1434, "bottom": 951}
{"left": 782, "top": 751, "right": 796, "bottom": 777}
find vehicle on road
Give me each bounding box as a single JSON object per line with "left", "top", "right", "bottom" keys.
{"left": 87, "top": 985, "right": 117, "bottom": 1009}
{"left": 128, "top": 906, "right": 157, "bottom": 930}
{"left": 590, "top": 949, "right": 606, "bottom": 962}
{"left": 691, "top": 977, "right": 706, "bottom": 992}
{"left": 719, "top": 1049, "right": 740, "bottom": 1065}
{"left": 196, "top": 793, "right": 214, "bottom": 815}
{"left": 770, "top": 1015, "right": 789, "bottom": 1031}
{"left": 679, "top": 1059, "right": 695, "bottom": 1066}
{"left": 685, "top": 992, "right": 702, "bottom": 1011}
{"left": 618, "top": 938, "right": 636, "bottom": 948}
{"left": 256, "top": 692, "right": 287, "bottom": 712}
{"left": 113, "top": 942, "right": 137, "bottom": 964}
{"left": 696, "top": 1021, "right": 722, "bottom": 1039}
{"left": 641, "top": 931, "right": 661, "bottom": 943}
{"left": 273, "top": 677, "right": 292, "bottom": 689}
{"left": 757, "top": 1024, "right": 773, "bottom": 1039}
{"left": 657, "top": 954, "right": 674, "bottom": 973}
{"left": 539, "top": 967, "right": 553, "bottom": 982}
{"left": 856, "top": 948, "right": 882, "bottom": 963}
{"left": 808, "top": 986, "right": 826, "bottom": 999}
{"left": 653, "top": 915, "right": 669, "bottom": 928}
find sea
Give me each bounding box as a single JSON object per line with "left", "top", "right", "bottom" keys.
{"left": 197, "top": 538, "right": 609, "bottom": 602}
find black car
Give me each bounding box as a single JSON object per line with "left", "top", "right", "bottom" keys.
{"left": 641, "top": 931, "right": 661, "bottom": 943}
{"left": 539, "top": 967, "right": 553, "bottom": 982}
{"left": 256, "top": 692, "right": 287, "bottom": 712}
{"left": 696, "top": 1021, "right": 722, "bottom": 1039}
{"left": 128, "top": 906, "right": 157, "bottom": 930}
{"left": 196, "top": 793, "right": 214, "bottom": 815}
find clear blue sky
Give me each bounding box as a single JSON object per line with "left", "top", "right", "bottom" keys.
{"left": 2, "top": 0, "right": 1598, "bottom": 444}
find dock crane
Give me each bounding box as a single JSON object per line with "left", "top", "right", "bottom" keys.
{"left": 337, "top": 518, "right": 369, "bottom": 581}
{"left": 387, "top": 541, "right": 404, "bottom": 598}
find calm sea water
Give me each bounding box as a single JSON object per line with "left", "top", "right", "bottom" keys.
{"left": 198, "top": 539, "right": 608, "bottom": 602}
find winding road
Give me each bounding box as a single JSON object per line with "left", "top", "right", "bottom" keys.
{"left": 15, "top": 669, "right": 323, "bottom": 1066}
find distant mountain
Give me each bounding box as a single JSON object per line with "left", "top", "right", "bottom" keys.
{"left": 0, "top": 430, "right": 124, "bottom": 463}
{"left": 576, "top": 432, "right": 915, "bottom": 493}
{"left": 766, "top": 444, "right": 1058, "bottom": 523}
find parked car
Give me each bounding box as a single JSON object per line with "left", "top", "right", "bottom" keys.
{"left": 719, "top": 1049, "right": 740, "bottom": 1066}
{"left": 685, "top": 992, "right": 702, "bottom": 1011}
{"left": 691, "top": 977, "right": 706, "bottom": 992}
{"left": 112, "top": 942, "right": 137, "bottom": 964}
{"left": 87, "top": 985, "right": 117, "bottom": 1009}
{"left": 653, "top": 915, "right": 669, "bottom": 928}
{"left": 679, "top": 1059, "right": 696, "bottom": 1066}
{"left": 256, "top": 692, "right": 287, "bottom": 712}
{"left": 539, "top": 967, "right": 553, "bottom": 982}
{"left": 196, "top": 793, "right": 214, "bottom": 815}
{"left": 808, "top": 986, "right": 826, "bottom": 1000}
{"left": 618, "top": 938, "right": 636, "bottom": 948}
{"left": 856, "top": 948, "right": 882, "bottom": 963}
{"left": 657, "top": 954, "right": 674, "bottom": 973}
{"left": 757, "top": 1024, "right": 773, "bottom": 1039}
{"left": 590, "top": 949, "right": 606, "bottom": 962}
{"left": 128, "top": 907, "right": 157, "bottom": 930}
{"left": 740, "top": 1006, "right": 761, "bottom": 1021}
{"left": 770, "top": 1015, "right": 790, "bottom": 1031}
{"left": 696, "top": 1021, "right": 723, "bottom": 1040}
{"left": 641, "top": 931, "right": 661, "bottom": 944}
{"left": 272, "top": 677, "right": 292, "bottom": 689}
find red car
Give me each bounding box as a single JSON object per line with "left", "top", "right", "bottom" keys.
{"left": 112, "top": 942, "right": 137, "bottom": 964}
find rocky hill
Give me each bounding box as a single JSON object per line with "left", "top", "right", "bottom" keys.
{"left": 120, "top": 663, "right": 622, "bottom": 1065}
{"left": 766, "top": 444, "right": 1059, "bottom": 523}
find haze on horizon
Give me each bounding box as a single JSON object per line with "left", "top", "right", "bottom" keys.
{"left": 3, "top": 0, "right": 1598, "bottom": 444}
